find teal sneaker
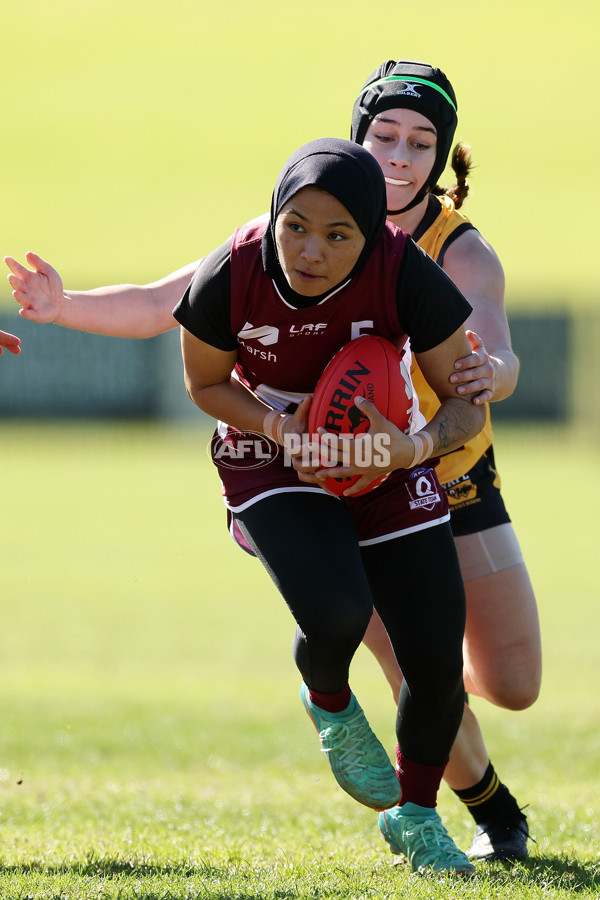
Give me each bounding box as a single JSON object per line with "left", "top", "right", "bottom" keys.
{"left": 379, "top": 802, "right": 475, "bottom": 875}
{"left": 300, "top": 682, "right": 400, "bottom": 810}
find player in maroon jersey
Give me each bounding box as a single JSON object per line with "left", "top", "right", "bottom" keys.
{"left": 175, "top": 137, "right": 484, "bottom": 873}
{"left": 2, "top": 63, "right": 520, "bottom": 858}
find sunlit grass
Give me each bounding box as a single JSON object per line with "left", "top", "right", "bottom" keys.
{"left": 0, "top": 421, "right": 598, "bottom": 897}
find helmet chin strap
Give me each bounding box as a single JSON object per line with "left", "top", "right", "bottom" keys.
{"left": 386, "top": 187, "right": 431, "bottom": 217}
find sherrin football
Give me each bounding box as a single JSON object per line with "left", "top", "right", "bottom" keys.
{"left": 308, "top": 335, "right": 415, "bottom": 497}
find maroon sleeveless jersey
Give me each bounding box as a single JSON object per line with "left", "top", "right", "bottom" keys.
{"left": 229, "top": 214, "right": 408, "bottom": 411}
{"left": 213, "top": 216, "right": 449, "bottom": 544}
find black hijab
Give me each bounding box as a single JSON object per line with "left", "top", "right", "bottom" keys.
{"left": 262, "top": 137, "right": 387, "bottom": 307}
{"left": 351, "top": 59, "right": 458, "bottom": 215}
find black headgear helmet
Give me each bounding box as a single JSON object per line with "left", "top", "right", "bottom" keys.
{"left": 351, "top": 59, "right": 458, "bottom": 214}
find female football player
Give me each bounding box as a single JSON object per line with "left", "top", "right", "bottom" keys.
{"left": 174, "top": 136, "right": 484, "bottom": 873}
{"left": 5, "top": 58, "right": 538, "bottom": 864}
{"left": 352, "top": 59, "right": 539, "bottom": 863}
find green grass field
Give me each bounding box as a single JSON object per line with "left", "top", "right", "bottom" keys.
{"left": 1, "top": 0, "right": 598, "bottom": 309}
{"left": 0, "top": 421, "right": 598, "bottom": 898}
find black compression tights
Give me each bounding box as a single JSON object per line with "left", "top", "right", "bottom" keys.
{"left": 235, "top": 490, "right": 466, "bottom": 765}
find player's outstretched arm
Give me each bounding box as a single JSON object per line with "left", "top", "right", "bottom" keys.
{"left": 4, "top": 251, "right": 199, "bottom": 339}
{"left": 0, "top": 329, "right": 21, "bottom": 355}
{"left": 443, "top": 230, "right": 519, "bottom": 404}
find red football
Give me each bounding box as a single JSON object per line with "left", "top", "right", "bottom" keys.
{"left": 308, "top": 335, "right": 415, "bottom": 497}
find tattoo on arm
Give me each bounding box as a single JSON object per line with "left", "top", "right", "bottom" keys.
{"left": 435, "top": 401, "right": 482, "bottom": 454}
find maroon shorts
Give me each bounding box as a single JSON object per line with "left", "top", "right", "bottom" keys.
{"left": 212, "top": 424, "right": 449, "bottom": 547}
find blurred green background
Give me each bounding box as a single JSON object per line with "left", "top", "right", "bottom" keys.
{"left": 1, "top": 0, "right": 598, "bottom": 308}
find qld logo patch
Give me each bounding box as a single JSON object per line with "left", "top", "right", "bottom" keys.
{"left": 406, "top": 468, "right": 441, "bottom": 512}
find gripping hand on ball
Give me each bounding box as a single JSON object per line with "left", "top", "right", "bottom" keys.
{"left": 314, "top": 396, "right": 415, "bottom": 497}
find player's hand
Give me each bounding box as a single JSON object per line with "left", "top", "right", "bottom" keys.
{"left": 278, "top": 396, "right": 319, "bottom": 481}
{"left": 281, "top": 395, "right": 312, "bottom": 440}
{"left": 4, "top": 252, "right": 65, "bottom": 323}
{"left": 449, "top": 330, "right": 495, "bottom": 404}
{"left": 314, "top": 396, "right": 414, "bottom": 496}
{"left": 0, "top": 329, "right": 21, "bottom": 355}
{"left": 284, "top": 395, "right": 338, "bottom": 486}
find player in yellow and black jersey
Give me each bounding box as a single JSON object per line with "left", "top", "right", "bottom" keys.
{"left": 353, "top": 59, "right": 538, "bottom": 862}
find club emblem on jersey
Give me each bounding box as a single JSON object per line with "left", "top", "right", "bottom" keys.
{"left": 406, "top": 468, "right": 441, "bottom": 512}
{"left": 445, "top": 474, "right": 477, "bottom": 507}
